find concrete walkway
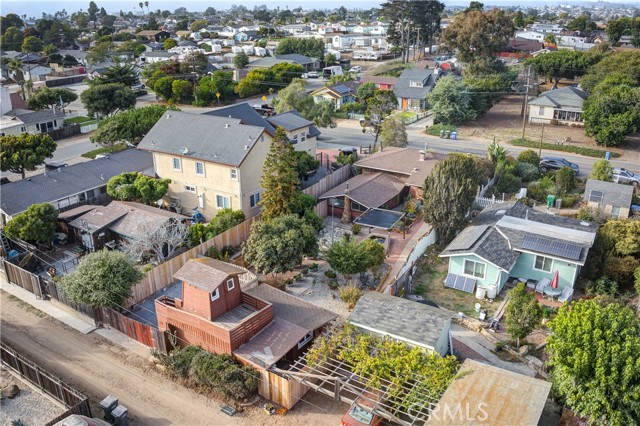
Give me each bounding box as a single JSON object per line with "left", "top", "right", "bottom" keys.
{"left": 0, "top": 278, "right": 151, "bottom": 359}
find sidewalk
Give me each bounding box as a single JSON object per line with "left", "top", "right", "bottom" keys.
{"left": 0, "top": 278, "right": 151, "bottom": 359}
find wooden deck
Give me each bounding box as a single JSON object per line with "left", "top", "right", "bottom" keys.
{"left": 214, "top": 304, "right": 257, "bottom": 329}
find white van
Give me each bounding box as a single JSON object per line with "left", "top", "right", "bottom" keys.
{"left": 348, "top": 66, "right": 361, "bottom": 73}
{"left": 323, "top": 66, "right": 343, "bottom": 79}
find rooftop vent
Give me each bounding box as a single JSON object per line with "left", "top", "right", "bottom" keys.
{"left": 179, "top": 146, "right": 188, "bottom": 154}
{"left": 100, "top": 173, "right": 105, "bottom": 180}
{"left": 225, "top": 124, "right": 230, "bottom": 128}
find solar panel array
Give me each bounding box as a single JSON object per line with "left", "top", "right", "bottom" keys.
{"left": 446, "top": 225, "right": 489, "bottom": 251}
{"left": 521, "top": 234, "right": 582, "bottom": 261}
{"left": 333, "top": 85, "right": 351, "bottom": 94}
{"left": 444, "top": 273, "right": 476, "bottom": 294}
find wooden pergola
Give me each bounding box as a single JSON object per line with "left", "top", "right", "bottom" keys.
{"left": 271, "top": 340, "right": 442, "bottom": 426}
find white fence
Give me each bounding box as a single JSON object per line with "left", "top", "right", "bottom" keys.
{"left": 80, "top": 123, "right": 98, "bottom": 133}
{"left": 475, "top": 193, "right": 505, "bottom": 208}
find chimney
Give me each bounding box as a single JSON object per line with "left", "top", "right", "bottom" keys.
{"left": 419, "top": 150, "right": 426, "bottom": 161}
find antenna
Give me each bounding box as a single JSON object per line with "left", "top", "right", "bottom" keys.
{"left": 180, "top": 146, "right": 188, "bottom": 154}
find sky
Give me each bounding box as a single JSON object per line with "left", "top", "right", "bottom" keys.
{"left": 1, "top": 0, "right": 634, "bottom": 17}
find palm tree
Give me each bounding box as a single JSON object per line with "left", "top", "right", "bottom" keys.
{"left": 145, "top": 1, "right": 150, "bottom": 15}
{"left": 138, "top": 2, "right": 144, "bottom": 17}
{"left": 7, "top": 58, "right": 26, "bottom": 98}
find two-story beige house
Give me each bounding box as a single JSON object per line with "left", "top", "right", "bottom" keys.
{"left": 138, "top": 111, "right": 272, "bottom": 220}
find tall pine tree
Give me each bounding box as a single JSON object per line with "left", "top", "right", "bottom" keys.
{"left": 259, "top": 127, "right": 301, "bottom": 220}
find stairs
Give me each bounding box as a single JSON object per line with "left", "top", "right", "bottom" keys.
{"left": 0, "top": 230, "right": 10, "bottom": 256}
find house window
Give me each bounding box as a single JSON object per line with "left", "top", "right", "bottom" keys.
{"left": 463, "top": 259, "right": 485, "bottom": 279}
{"left": 298, "top": 331, "right": 313, "bottom": 349}
{"left": 534, "top": 255, "right": 553, "bottom": 272}
{"left": 210, "top": 288, "right": 220, "bottom": 301}
{"left": 230, "top": 168, "right": 238, "bottom": 180}
{"left": 185, "top": 185, "right": 196, "bottom": 193}
{"left": 588, "top": 190, "right": 604, "bottom": 203}
{"left": 351, "top": 201, "right": 367, "bottom": 212}
{"left": 226, "top": 278, "right": 235, "bottom": 291}
{"left": 195, "top": 162, "right": 205, "bottom": 176}
{"left": 409, "top": 80, "right": 423, "bottom": 88}
{"left": 301, "top": 131, "right": 306, "bottom": 141}
{"left": 173, "top": 157, "right": 181, "bottom": 171}
{"left": 20, "top": 126, "right": 26, "bottom": 132}
{"left": 611, "top": 206, "right": 621, "bottom": 219}
{"left": 539, "top": 107, "right": 545, "bottom": 115}
{"left": 216, "top": 195, "right": 231, "bottom": 209}
{"left": 250, "top": 192, "right": 261, "bottom": 208}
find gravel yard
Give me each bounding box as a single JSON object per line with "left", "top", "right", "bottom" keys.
{"left": 287, "top": 272, "right": 351, "bottom": 319}
{"left": 0, "top": 368, "right": 66, "bottom": 426}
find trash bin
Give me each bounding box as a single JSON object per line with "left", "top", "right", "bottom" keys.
{"left": 547, "top": 194, "right": 556, "bottom": 207}
{"left": 99, "top": 395, "right": 118, "bottom": 422}
{"left": 451, "top": 131, "right": 457, "bottom": 140}
{"left": 112, "top": 405, "right": 129, "bottom": 426}
{"left": 605, "top": 151, "right": 611, "bottom": 160}
{"left": 475, "top": 286, "right": 487, "bottom": 299}
{"left": 487, "top": 285, "right": 497, "bottom": 300}
{"left": 439, "top": 129, "right": 445, "bottom": 138}
{"left": 444, "top": 131, "right": 451, "bottom": 139}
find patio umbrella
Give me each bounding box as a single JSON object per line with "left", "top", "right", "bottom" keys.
{"left": 551, "top": 270, "right": 559, "bottom": 289}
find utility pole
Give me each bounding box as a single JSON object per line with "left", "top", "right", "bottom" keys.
{"left": 539, "top": 123, "right": 545, "bottom": 157}
{"left": 521, "top": 65, "right": 531, "bottom": 141}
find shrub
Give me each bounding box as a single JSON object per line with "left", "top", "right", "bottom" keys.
{"left": 538, "top": 174, "right": 558, "bottom": 195}
{"left": 555, "top": 167, "right": 576, "bottom": 194}
{"left": 515, "top": 162, "right": 540, "bottom": 182}
{"left": 578, "top": 206, "right": 608, "bottom": 223}
{"left": 142, "top": 263, "right": 154, "bottom": 273}
{"left": 560, "top": 195, "right": 579, "bottom": 208}
{"left": 517, "top": 149, "right": 540, "bottom": 166}
{"left": 324, "top": 270, "right": 337, "bottom": 279}
{"left": 526, "top": 182, "right": 546, "bottom": 202}
{"left": 586, "top": 276, "right": 619, "bottom": 296}
{"left": 340, "top": 284, "right": 363, "bottom": 309}
{"left": 134, "top": 89, "right": 148, "bottom": 97}
{"left": 604, "top": 256, "right": 640, "bottom": 289}
{"left": 474, "top": 157, "right": 495, "bottom": 182}
{"left": 351, "top": 223, "right": 361, "bottom": 235}
{"left": 510, "top": 138, "right": 621, "bottom": 158}
{"left": 426, "top": 123, "right": 457, "bottom": 136}
{"left": 309, "top": 262, "right": 319, "bottom": 271}
{"left": 496, "top": 172, "right": 522, "bottom": 194}
{"left": 517, "top": 196, "right": 535, "bottom": 207}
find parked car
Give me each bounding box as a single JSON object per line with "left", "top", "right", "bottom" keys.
{"left": 340, "top": 394, "right": 383, "bottom": 426}
{"left": 613, "top": 168, "right": 640, "bottom": 187}
{"left": 539, "top": 157, "right": 580, "bottom": 175}
{"left": 307, "top": 71, "right": 319, "bottom": 78}
{"left": 348, "top": 66, "right": 361, "bottom": 73}
{"left": 252, "top": 104, "right": 275, "bottom": 117}
{"left": 131, "top": 83, "right": 145, "bottom": 90}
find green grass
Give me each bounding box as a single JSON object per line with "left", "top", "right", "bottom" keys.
{"left": 81, "top": 143, "right": 128, "bottom": 159}
{"left": 511, "top": 138, "right": 621, "bottom": 159}
{"left": 426, "top": 123, "right": 458, "bottom": 136}
{"left": 7, "top": 294, "right": 47, "bottom": 318}
{"left": 64, "top": 116, "right": 93, "bottom": 124}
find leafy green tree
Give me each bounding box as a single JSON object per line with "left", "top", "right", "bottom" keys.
{"left": 505, "top": 283, "right": 542, "bottom": 347}
{"left": 554, "top": 166, "right": 576, "bottom": 194}
{"left": 428, "top": 76, "right": 476, "bottom": 125}
{"left": 194, "top": 71, "right": 236, "bottom": 106}
{"left": 273, "top": 79, "right": 336, "bottom": 128}
{"left": 171, "top": 79, "right": 193, "bottom": 104}
{"left": 513, "top": 10, "right": 524, "bottom": 28}
{"left": 275, "top": 38, "right": 325, "bottom": 59}
{"left": 567, "top": 13, "right": 596, "bottom": 32}
{"left": 356, "top": 82, "right": 376, "bottom": 105}
{"left": 43, "top": 43, "right": 58, "bottom": 55}
{"left": 92, "top": 105, "right": 169, "bottom": 147}
{"left": 96, "top": 64, "right": 140, "bottom": 86}
{"left": 81, "top": 83, "right": 136, "bottom": 118}
{"left": 547, "top": 300, "right": 640, "bottom": 425}
{"left": 234, "top": 68, "right": 271, "bottom": 98}
{"left": 163, "top": 37, "right": 177, "bottom": 50}
{"left": 61, "top": 250, "right": 142, "bottom": 308}
{"left": 380, "top": 116, "right": 408, "bottom": 148}
{"left": 292, "top": 151, "right": 320, "bottom": 179}
{"left": 580, "top": 51, "right": 640, "bottom": 94}
{"left": 464, "top": 72, "right": 515, "bottom": 116}
{"left": 324, "top": 236, "right": 384, "bottom": 283}
{"left": 525, "top": 50, "right": 600, "bottom": 88}
{"left": 242, "top": 214, "right": 317, "bottom": 278}
{"left": 4, "top": 203, "right": 58, "bottom": 244}
{"left": 1, "top": 14, "right": 25, "bottom": 34}
{"left": 21, "top": 36, "right": 43, "bottom": 53}
{"left": 233, "top": 50, "right": 249, "bottom": 69}
{"left": 189, "top": 19, "right": 208, "bottom": 32}
{"left": 362, "top": 90, "right": 398, "bottom": 149}
{"left": 259, "top": 127, "right": 300, "bottom": 220}
{"left": 1, "top": 27, "right": 24, "bottom": 51}
{"left": 0, "top": 133, "right": 56, "bottom": 179}
{"left": 583, "top": 85, "right": 640, "bottom": 147}
{"left": 186, "top": 209, "right": 246, "bottom": 246}
{"left": 88, "top": 1, "right": 99, "bottom": 28}
{"left": 106, "top": 172, "right": 171, "bottom": 204}
{"left": 323, "top": 53, "right": 337, "bottom": 67}
{"left": 422, "top": 154, "right": 479, "bottom": 243}
{"left": 153, "top": 76, "right": 175, "bottom": 101}
{"left": 517, "top": 149, "right": 540, "bottom": 166}
{"left": 26, "top": 87, "right": 78, "bottom": 110}
{"left": 589, "top": 159, "right": 614, "bottom": 182}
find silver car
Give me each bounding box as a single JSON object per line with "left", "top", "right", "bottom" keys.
{"left": 613, "top": 168, "right": 640, "bottom": 187}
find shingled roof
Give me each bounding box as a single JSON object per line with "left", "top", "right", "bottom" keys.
{"left": 354, "top": 148, "right": 446, "bottom": 187}
{"left": 174, "top": 258, "right": 246, "bottom": 293}
{"left": 319, "top": 172, "right": 406, "bottom": 209}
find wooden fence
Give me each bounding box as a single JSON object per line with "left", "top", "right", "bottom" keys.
{"left": 302, "top": 165, "right": 350, "bottom": 200}
{"left": 1, "top": 342, "right": 92, "bottom": 425}
{"left": 2, "top": 259, "right": 44, "bottom": 299}
{"left": 46, "top": 278, "right": 96, "bottom": 320}
{"left": 95, "top": 307, "right": 167, "bottom": 352}
{"left": 46, "top": 124, "right": 81, "bottom": 141}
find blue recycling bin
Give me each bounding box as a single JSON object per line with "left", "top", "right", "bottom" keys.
{"left": 451, "top": 131, "right": 458, "bottom": 140}
{"left": 605, "top": 151, "right": 611, "bottom": 160}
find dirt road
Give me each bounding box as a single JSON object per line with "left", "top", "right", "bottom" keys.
{"left": 0, "top": 291, "right": 346, "bottom": 426}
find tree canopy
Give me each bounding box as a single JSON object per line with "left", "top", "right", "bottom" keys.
{"left": 61, "top": 250, "right": 142, "bottom": 308}
{"left": 81, "top": 83, "right": 136, "bottom": 118}
{"left": 0, "top": 133, "right": 56, "bottom": 179}
{"left": 589, "top": 159, "right": 614, "bottom": 182}
{"left": 4, "top": 203, "right": 58, "bottom": 244}
{"left": 505, "top": 283, "right": 542, "bottom": 347}
{"left": 380, "top": 116, "right": 408, "bottom": 148}
{"left": 547, "top": 300, "right": 640, "bottom": 425}
{"left": 362, "top": 90, "right": 398, "bottom": 148}
{"left": 525, "top": 50, "right": 600, "bottom": 87}
{"left": 26, "top": 87, "right": 78, "bottom": 110}
{"left": 106, "top": 172, "right": 171, "bottom": 204}
{"left": 95, "top": 64, "right": 140, "bottom": 86}
{"left": 580, "top": 51, "right": 640, "bottom": 94}
{"left": 423, "top": 154, "right": 479, "bottom": 242}
{"left": 428, "top": 76, "right": 476, "bottom": 125}
{"left": 324, "top": 236, "right": 385, "bottom": 282}
{"left": 21, "top": 35, "right": 43, "bottom": 53}
{"left": 273, "top": 79, "right": 336, "bottom": 128}
{"left": 193, "top": 71, "right": 236, "bottom": 106}
{"left": 275, "top": 38, "right": 325, "bottom": 59}
{"left": 583, "top": 85, "right": 640, "bottom": 147}
{"left": 91, "top": 105, "right": 169, "bottom": 147}
{"left": 233, "top": 50, "right": 249, "bottom": 69}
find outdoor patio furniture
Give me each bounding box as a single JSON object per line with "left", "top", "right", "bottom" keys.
{"left": 543, "top": 286, "right": 562, "bottom": 300}
{"left": 526, "top": 279, "right": 538, "bottom": 290}
{"left": 558, "top": 287, "right": 574, "bottom": 303}
{"left": 535, "top": 278, "right": 551, "bottom": 294}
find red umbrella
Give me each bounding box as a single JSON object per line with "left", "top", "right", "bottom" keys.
{"left": 551, "top": 270, "right": 559, "bottom": 289}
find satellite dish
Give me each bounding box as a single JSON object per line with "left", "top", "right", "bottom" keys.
{"left": 179, "top": 146, "right": 188, "bottom": 154}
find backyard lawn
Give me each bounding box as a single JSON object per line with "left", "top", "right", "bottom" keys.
{"left": 64, "top": 116, "right": 97, "bottom": 125}
{"left": 411, "top": 246, "right": 503, "bottom": 317}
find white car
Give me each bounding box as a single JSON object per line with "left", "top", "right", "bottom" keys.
{"left": 306, "top": 71, "right": 319, "bottom": 78}
{"left": 348, "top": 66, "right": 361, "bottom": 73}
{"left": 613, "top": 168, "right": 640, "bottom": 187}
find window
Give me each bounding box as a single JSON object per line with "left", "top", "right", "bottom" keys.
{"left": 298, "top": 331, "right": 313, "bottom": 349}
{"left": 611, "top": 206, "right": 621, "bottom": 219}
{"left": 539, "top": 107, "right": 545, "bottom": 115}
{"left": 210, "top": 288, "right": 220, "bottom": 301}
{"left": 463, "top": 259, "right": 485, "bottom": 279}
{"left": 195, "top": 161, "right": 205, "bottom": 176}
{"left": 534, "top": 255, "right": 553, "bottom": 272}
{"left": 20, "top": 126, "right": 26, "bottom": 132}
{"left": 230, "top": 168, "right": 238, "bottom": 180}
{"left": 185, "top": 185, "right": 196, "bottom": 193}
{"left": 173, "top": 157, "right": 181, "bottom": 171}
{"left": 216, "top": 195, "right": 230, "bottom": 209}
{"left": 226, "top": 278, "right": 235, "bottom": 291}
{"left": 409, "top": 80, "right": 423, "bottom": 88}
{"left": 588, "top": 190, "right": 604, "bottom": 203}
{"left": 250, "top": 192, "right": 261, "bottom": 208}
{"left": 301, "top": 131, "right": 306, "bottom": 141}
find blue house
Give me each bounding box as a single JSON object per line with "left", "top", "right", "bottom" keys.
{"left": 439, "top": 202, "right": 598, "bottom": 295}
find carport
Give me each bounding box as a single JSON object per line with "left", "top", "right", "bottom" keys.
{"left": 354, "top": 208, "right": 405, "bottom": 230}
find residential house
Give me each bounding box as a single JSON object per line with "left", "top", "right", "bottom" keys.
{"left": 0, "top": 149, "right": 153, "bottom": 224}
{"left": 439, "top": 201, "right": 598, "bottom": 296}
{"left": 528, "top": 86, "right": 588, "bottom": 126}
{"left": 282, "top": 24, "right": 311, "bottom": 35}
{"left": 425, "top": 359, "right": 552, "bottom": 426}
{"left": 348, "top": 292, "right": 453, "bottom": 356}
{"left": 137, "top": 110, "right": 272, "bottom": 220}
{"left": 67, "top": 201, "right": 188, "bottom": 251}
{"left": 175, "top": 30, "right": 192, "bottom": 39}
{"left": 501, "top": 37, "right": 544, "bottom": 55}
{"left": 247, "top": 54, "right": 319, "bottom": 72}
{"left": 360, "top": 76, "right": 397, "bottom": 90}
{"left": 320, "top": 148, "right": 445, "bottom": 222}
{"left": 235, "top": 30, "right": 260, "bottom": 42}
{"left": 310, "top": 81, "right": 361, "bottom": 110}
{"left": 0, "top": 107, "right": 65, "bottom": 137}
{"left": 394, "top": 68, "right": 436, "bottom": 110}
{"left": 317, "top": 26, "right": 335, "bottom": 36}
{"left": 266, "top": 111, "right": 320, "bottom": 155}
{"left": 140, "top": 51, "right": 178, "bottom": 64}
{"left": 353, "top": 24, "right": 388, "bottom": 35}
{"left": 57, "top": 50, "right": 89, "bottom": 66}
{"left": 584, "top": 179, "right": 633, "bottom": 219}
{"left": 219, "top": 25, "right": 243, "bottom": 38}
{"left": 137, "top": 30, "right": 170, "bottom": 42}
{"left": 529, "top": 23, "right": 564, "bottom": 33}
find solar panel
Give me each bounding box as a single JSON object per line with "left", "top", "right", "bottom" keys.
{"left": 444, "top": 273, "right": 476, "bottom": 294}
{"left": 333, "top": 85, "right": 350, "bottom": 94}
{"left": 588, "top": 190, "right": 604, "bottom": 203}
{"left": 446, "top": 225, "right": 489, "bottom": 251}
{"left": 521, "top": 234, "right": 582, "bottom": 261}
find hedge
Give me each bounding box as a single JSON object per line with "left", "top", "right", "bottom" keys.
{"left": 510, "top": 138, "right": 621, "bottom": 159}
